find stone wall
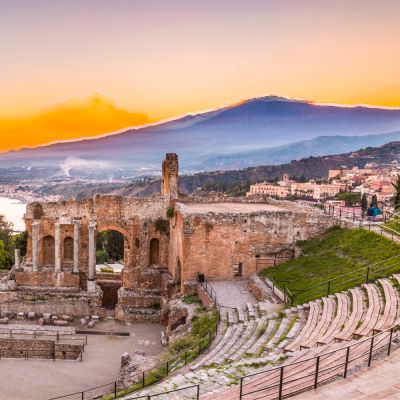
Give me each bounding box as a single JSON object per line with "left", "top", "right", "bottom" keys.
{"left": 15, "top": 271, "right": 80, "bottom": 288}
{"left": 169, "top": 202, "right": 336, "bottom": 292}
{"left": 0, "top": 338, "right": 82, "bottom": 360}
{"left": 197, "top": 285, "right": 214, "bottom": 310}
{"left": 0, "top": 291, "right": 93, "bottom": 317}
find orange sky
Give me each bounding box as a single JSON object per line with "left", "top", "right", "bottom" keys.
{"left": 1, "top": 1, "right": 400, "bottom": 152}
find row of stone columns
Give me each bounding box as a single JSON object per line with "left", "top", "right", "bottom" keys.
{"left": 31, "top": 219, "right": 86, "bottom": 276}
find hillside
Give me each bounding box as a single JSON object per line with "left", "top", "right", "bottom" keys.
{"left": 34, "top": 141, "right": 400, "bottom": 200}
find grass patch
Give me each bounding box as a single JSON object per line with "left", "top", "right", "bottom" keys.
{"left": 260, "top": 227, "right": 400, "bottom": 305}
{"left": 382, "top": 219, "right": 400, "bottom": 236}
{"left": 182, "top": 294, "right": 201, "bottom": 305}
{"left": 100, "top": 266, "right": 114, "bottom": 273}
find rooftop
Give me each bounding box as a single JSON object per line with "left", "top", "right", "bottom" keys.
{"left": 177, "top": 202, "right": 287, "bottom": 215}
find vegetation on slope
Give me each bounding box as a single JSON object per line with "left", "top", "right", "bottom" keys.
{"left": 260, "top": 227, "right": 400, "bottom": 304}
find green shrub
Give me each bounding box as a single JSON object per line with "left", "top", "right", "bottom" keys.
{"left": 166, "top": 206, "right": 175, "bottom": 219}
{"left": 96, "top": 249, "right": 109, "bottom": 264}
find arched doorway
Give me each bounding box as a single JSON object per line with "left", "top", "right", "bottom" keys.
{"left": 63, "top": 237, "right": 73, "bottom": 261}
{"left": 42, "top": 235, "right": 55, "bottom": 266}
{"left": 150, "top": 238, "right": 160, "bottom": 265}
{"left": 96, "top": 229, "right": 124, "bottom": 309}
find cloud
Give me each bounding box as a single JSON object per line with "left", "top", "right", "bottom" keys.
{"left": 0, "top": 94, "right": 152, "bottom": 151}
{"left": 60, "top": 157, "right": 112, "bottom": 176}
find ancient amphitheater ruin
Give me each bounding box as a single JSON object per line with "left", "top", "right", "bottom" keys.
{"left": 1, "top": 153, "right": 400, "bottom": 400}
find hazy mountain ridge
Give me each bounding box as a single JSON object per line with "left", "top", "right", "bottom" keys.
{"left": 1, "top": 97, "right": 400, "bottom": 176}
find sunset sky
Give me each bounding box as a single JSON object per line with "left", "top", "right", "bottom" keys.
{"left": 1, "top": 0, "right": 400, "bottom": 151}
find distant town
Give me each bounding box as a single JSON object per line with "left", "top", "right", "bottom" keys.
{"left": 247, "top": 163, "right": 399, "bottom": 209}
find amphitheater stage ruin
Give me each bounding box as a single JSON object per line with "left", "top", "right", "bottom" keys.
{"left": 0, "top": 153, "right": 349, "bottom": 399}
{"left": 0, "top": 153, "right": 335, "bottom": 327}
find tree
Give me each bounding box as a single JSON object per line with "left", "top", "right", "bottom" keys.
{"left": 370, "top": 194, "right": 378, "bottom": 208}
{"left": 392, "top": 174, "right": 400, "bottom": 210}
{"left": 96, "top": 230, "right": 124, "bottom": 263}
{"left": 335, "top": 192, "right": 361, "bottom": 207}
{"left": 13, "top": 231, "right": 28, "bottom": 257}
{"left": 0, "top": 240, "right": 10, "bottom": 270}
{"left": 361, "top": 194, "right": 368, "bottom": 216}
{"left": 0, "top": 215, "right": 13, "bottom": 268}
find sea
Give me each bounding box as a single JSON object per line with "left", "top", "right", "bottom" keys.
{"left": 0, "top": 196, "right": 26, "bottom": 232}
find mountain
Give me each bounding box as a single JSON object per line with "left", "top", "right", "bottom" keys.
{"left": 1, "top": 97, "right": 400, "bottom": 176}
{"left": 197, "top": 131, "right": 400, "bottom": 170}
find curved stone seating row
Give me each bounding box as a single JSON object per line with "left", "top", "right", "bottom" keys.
{"left": 125, "top": 277, "right": 400, "bottom": 400}
{"left": 334, "top": 288, "right": 364, "bottom": 341}
{"left": 285, "top": 301, "right": 320, "bottom": 352}
{"left": 353, "top": 283, "right": 381, "bottom": 337}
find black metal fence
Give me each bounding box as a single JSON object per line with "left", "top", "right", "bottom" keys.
{"left": 49, "top": 384, "right": 200, "bottom": 400}
{"left": 239, "top": 323, "right": 400, "bottom": 399}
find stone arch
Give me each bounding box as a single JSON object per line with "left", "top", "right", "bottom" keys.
{"left": 33, "top": 204, "right": 43, "bottom": 220}
{"left": 42, "top": 235, "right": 55, "bottom": 266}
{"left": 150, "top": 238, "right": 160, "bottom": 265}
{"left": 96, "top": 225, "right": 128, "bottom": 265}
{"left": 63, "top": 237, "right": 73, "bottom": 261}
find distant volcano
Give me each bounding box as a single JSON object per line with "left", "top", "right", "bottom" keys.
{"left": 2, "top": 97, "right": 400, "bottom": 176}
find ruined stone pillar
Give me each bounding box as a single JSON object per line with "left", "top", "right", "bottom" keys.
{"left": 87, "top": 221, "right": 97, "bottom": 292}
{"left": 55, "top": 221, "right": 62, "bottom": 272}
{"left": 73, "top": 220, "right": 80, "bottom": 274}
{"left": 14, "top": 248, "right": 20, "bottom": 269}
{"left": 32, "top": 221, "right": 40, "bottom": 271}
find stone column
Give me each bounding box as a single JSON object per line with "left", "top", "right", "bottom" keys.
{"left": 73, "top": 220, "right": 80, "bottom": 274}
{"left": 55, "top": 221, "right": 62, "bottom": 272}
{"left": 32, "top": 221, "right": 40, "bottom": 271}
{"left": 14, "top": 248, "right": 21, "bottom": 269}
{"left": 87, "top": 221, "right": 97, "bottom": 292}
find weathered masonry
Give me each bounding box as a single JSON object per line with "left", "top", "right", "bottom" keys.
{"left": 5, "top": 154, "right": 335, "bottom": 321}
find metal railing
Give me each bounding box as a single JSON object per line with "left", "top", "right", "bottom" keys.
{"left": 49, "top": 384, "right": 200, "bottom": 400}
{"left": 239, "top": 323, "right": 400, "bottom": 399}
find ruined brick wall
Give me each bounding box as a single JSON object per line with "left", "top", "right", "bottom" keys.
{"left": 0, "top": 291, "right": 92, "bottom": 316}
{"left": 24, "top": 195, "right": 171, "bottom": 290}
{"left": 169, "top": 202, "right": 336, "bottom": 292}
{"left": 15, "top": 271, "right": 80, "bottom": 288}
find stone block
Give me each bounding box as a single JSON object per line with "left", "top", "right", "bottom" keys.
{"left": 61, "top": 315, "right": 73, "bottom": 321}
{"left": 87, "top": 320, "right": 96, "bottom": 328}
{"left": 80, "top": 318, "right": 87, "bottom": 326}
{"left": 54, "top": 320, "right": 68, "bottom": 326}
{"left": 38, "top": 317, "right": 45, "bottom": 325}
{"left": 27, "top": 312, "right": 36, "bottom": 319}
{"left": 161, "top": 331, "right": 168, "bottom": 346}
{"left": 17, "top": 312, "right": 24, "bottom": 319}
{"left": 0, "top": 317, "right": 9, "bottom": 324}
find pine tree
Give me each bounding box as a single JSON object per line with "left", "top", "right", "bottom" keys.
{"left": 361, "top": 193, "right": 368, "bottom": 216}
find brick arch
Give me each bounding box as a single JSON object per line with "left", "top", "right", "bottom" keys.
{"left": 96, "top": 224, "right": 130, "bottom": 241}
{"left": 96, "top": 224, "right": 131, "bottom": 266}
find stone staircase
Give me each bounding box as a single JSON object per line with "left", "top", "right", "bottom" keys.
{"left": 123, "top": 275, "right": 400, "bottom": 400}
